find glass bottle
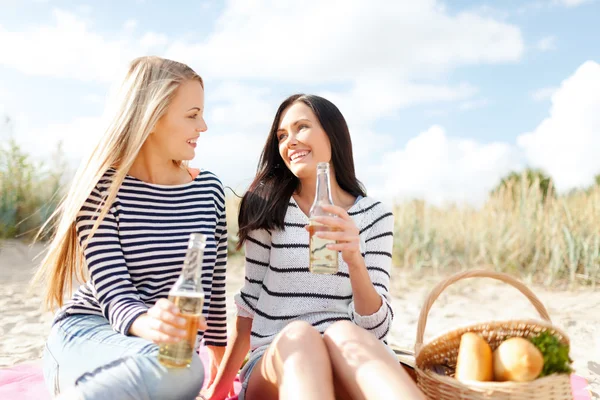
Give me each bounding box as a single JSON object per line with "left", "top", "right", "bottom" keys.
{"left": 308, "top": 162, "right": 339, "bottom": 274}
{"left": 157, "top": 233, "right": 206, "bottom": 368}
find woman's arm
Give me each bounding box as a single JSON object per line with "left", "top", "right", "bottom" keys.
{"left": 348, "top": 204, "right": 395, "bottom": 340}
{"left": 203, "top": 179, "right": 228, "bottom": 347}
{"left": 76, "top": 186, "right": 148, "bottom": 335}
{"left": 204, "top": 228, "right": 272, "bottom": 398}
{"left": 311, "top": 203, "right": 395, "bottom": 340}
{"left": 203, "top": 316, "right": 253, "bottom": 400}
{"left": 203, "top": 180, "right": 229, "bottom": 382}
{"left": 234, "top": 229, "right": 272, "bottom": 319}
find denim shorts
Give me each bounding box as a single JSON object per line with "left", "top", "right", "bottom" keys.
{"left": 237, "top": 354, "right": 262, "bottom": 400}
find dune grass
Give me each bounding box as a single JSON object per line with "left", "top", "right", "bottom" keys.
{"left": 0, "top": 137, "right": 67, "bottom": 240}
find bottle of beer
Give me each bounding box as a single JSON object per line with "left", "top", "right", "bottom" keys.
{"left": 308, "top": 162, "right": 339, "bottom": 274}
{"left": 158, "top": 233, "right": 206, "bottom": 368}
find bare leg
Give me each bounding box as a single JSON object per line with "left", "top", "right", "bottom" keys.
{"left": 245, "top": 320, "right": 335, "bottom": 400}
{"left": 323, "top": 321, "right": 426, "bottom": 400}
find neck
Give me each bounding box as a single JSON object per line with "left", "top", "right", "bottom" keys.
{"left": 128, "top": 146, "right": 186, "bottom": 185}
{"left": 297, "top": 170, "right": 353, "bottom": 208}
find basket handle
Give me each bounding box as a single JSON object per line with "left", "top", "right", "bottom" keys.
{"left": 415, "top": 270, "right": 551, "bottom": 354}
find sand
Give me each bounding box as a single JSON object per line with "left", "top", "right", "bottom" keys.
{"left": 1, "top": 239, "right": 598, "bottom": 396}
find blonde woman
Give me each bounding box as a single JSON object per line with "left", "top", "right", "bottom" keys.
{"left": 33, "top": 56, "right": 227, "bottom": 400}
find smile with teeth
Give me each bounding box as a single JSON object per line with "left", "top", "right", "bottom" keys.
{"left": 290, "top": 150, "right": 310, "bottom": 162}
{"left": 187, "top": 139, "right": 197, "bottom": 144}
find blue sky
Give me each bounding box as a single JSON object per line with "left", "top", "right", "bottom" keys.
{"left": 0, "top": 0, "right": 599, "bottom": 205}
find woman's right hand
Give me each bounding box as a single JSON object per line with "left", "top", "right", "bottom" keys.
{"left": 130, "top": 298, "right": 206, "bottom": 343}
{"left": 200, "top": 316, "right": 252, "bottom": 400}
{"left": 199, "top": 380, "right": 235, "bottom": 400}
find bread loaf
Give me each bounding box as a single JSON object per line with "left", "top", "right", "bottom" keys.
{"left": 455, "top": 332, "right": 494, "bottom": 382}
{"left": 493, "top": 337, "right": 544, "bottom": 382}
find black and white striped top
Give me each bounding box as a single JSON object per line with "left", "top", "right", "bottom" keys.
{"left": 55, "top": 169, "right": 228, "bottom": 347}
{"left": 234, "top": 196, "right": 394, "bottom": 364}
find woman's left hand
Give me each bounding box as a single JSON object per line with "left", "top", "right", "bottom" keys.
{"left": 205, "top": 345, "right": 226, "bottom": 388}
{"left": 306, "top": 204, "right": 363, "bottom": 267}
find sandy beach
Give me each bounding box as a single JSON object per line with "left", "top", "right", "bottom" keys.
{"left": 1, "top": 239, "right": 598, "bottom": 396}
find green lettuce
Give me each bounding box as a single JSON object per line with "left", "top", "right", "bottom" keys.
{"left": 529, "top": 331, "right": 573, "bottom": 377}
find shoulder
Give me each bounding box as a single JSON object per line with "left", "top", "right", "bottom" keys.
{"left": 351, "top": 197, "right": 394, "bottom": 239}
{"left": 350, "top": 197, "right": 393, "bottom": 220}
{"left": 283, "top": 196, "right": 304, "bottom": 224}
{"left": 93, "top": 168, "right": 118, "bottom": 197}
{"left": 196, "top": 170, "right": 225, "bottom": 194}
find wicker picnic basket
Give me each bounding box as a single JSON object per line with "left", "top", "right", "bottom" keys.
{"left": 414, "top": 270, "right": 573, "bottom": 400}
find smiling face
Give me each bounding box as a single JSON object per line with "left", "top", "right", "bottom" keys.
{"left": 148, "top": 79, "right": 207, "bottom": 161}
{"left": 276, "top": 101, "right": 332, "bottom": 180}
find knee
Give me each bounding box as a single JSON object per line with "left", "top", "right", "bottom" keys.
{"left": 151, "top": 353, "right": 204, "bottom": 400}
{"left": 269, "top": 320, "right": 326, "bottom": 360}
{"left": 323, "top": 320, "right": 359, "bottom": 345}
{"left": 276, "top": 320, "right": 322, "bottom": 346}
{"left": 174, "top": 354, "right": 204, "bottom": 399}
{"left": 187, "top": 355, "right": 205, "bottom": 392}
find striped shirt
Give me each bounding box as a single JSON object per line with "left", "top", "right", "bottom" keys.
{"left": 234, "top": 196, "right": 394, "bottom": 365}
{"left": 55, "top": 169, "right": 228, "bottom": 347}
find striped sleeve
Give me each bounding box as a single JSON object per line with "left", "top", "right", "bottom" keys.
{"left": 76, "top": 186, "right": 148, "bottom": 335}
{"left": 203, "top": 183, "right": 228, "bottom": 346}
{"left": 234, "top": 229, "right": 271, "bottom": 319}
{"left": 348, "top": 204, "right": 395, "bottom": 340}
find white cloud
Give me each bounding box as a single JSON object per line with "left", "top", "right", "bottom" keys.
{"left": 164, "top": 0, "right": 523, "bottom": 129}
{"left": 0, "top": 87, "right": 5, "bottom": 118}
{"left": 517, "top": 61, "right": 600, "bottom": 191}
{"left": 193, "top": 82, "right": 276, "bottom": 190}
{"left": 458, "top": 98, "right": 489, "bottom": 111}
{"left": 537, "top": 35, "right": 557, "bottom": 51}
{"left": 82, "top": 94, "right": 106, "bottom": 105}
{"left": 321, "top": 81, "right": 477, "bottom": 125}
{"left": 208, "top": 82, "right": 275, "bottom": 129}
{"left": 124, "top": 19, "right": 138, "bottom": 31}
{"left": 167, "top": 0, "right": 524, "bottom": 84}
{"left": 0, "top": 89, "right": 29, "bottom": 142}
{"left": 22, "top": 116, "right": 104, "bottom": 163}
{"left": 76, "top": 4, "right": 93, "bottom": 15}
{"left": 371, "top": 126, "right": 519, "bottom": 205}
{"left": 0, "top": 1, "right": 524, "bottom": 139}
{"left": 518, "top": 0, "right": 594, "bottom": 14}
{"left": 553, "top": 0, "right": 594, "bottom": 6}
{"left": 0, "top": 9, "right": 167, "bottom": 82}
{"left": 465, "top": 5, "right": 511, "bottom": 20}
{"left": 191, "top": 131, "right": 265, "bottom": 192}
{"left": 531, "top": 87, "right": 558, "bottom": 101}
{"left": 370, "top": 61, "right": 600, "bottom": 204}
{"left": 0, "top": 2, "right": 523, "bottom": 86}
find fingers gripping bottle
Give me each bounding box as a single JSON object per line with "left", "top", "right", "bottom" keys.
{"left": 158, "top": 233, "right": 206, "bottom": 368}
{"left": 308, "top": 162, "right": 339, "bottom": 274}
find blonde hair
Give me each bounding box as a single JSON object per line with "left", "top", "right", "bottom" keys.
{"left": 32, "top": 56, "right": 203, "bottom": 310}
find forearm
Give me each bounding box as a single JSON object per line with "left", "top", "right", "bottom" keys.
{"left": 348, "top": 257, "right": 383, "bottom": 316}
{"left": 129, "top": 313, "right": 149, "bottom": 337}
{"left": 212, "top": 316, "right": 252, "bottom": 390}
{"left": 206, "top": 345, "right": 226, "bottom": 366}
